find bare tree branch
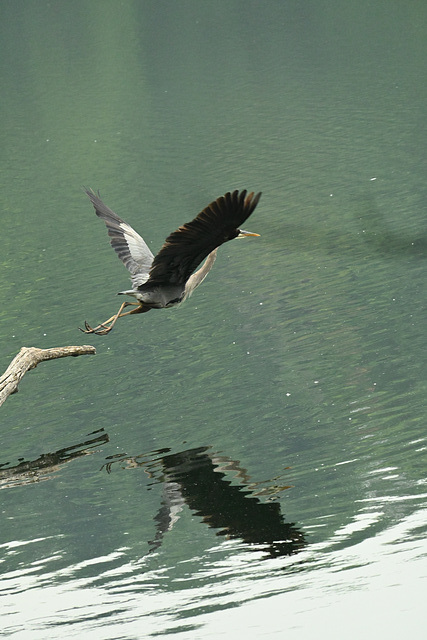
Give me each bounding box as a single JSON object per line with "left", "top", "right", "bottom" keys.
{"left": 0, "top": 345, "right": 96, "bottom": 407}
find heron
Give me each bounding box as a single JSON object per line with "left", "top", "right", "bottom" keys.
{"left": 80, "top": 189, "right": 261, "bottom": 335}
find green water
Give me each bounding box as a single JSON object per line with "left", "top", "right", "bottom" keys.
{"left": 1, "top": 1, "right": 426, "bottom": 638}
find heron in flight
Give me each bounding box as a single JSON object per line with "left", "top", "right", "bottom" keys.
{"left": 81, "top": 189, "right": 261, "bottom": 335}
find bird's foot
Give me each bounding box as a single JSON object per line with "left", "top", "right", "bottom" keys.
{"left": 79, "top": 302, "right": 143, "bottom": 335}
{"left": 79, "top": 320, "right": 115, "bottom": 335}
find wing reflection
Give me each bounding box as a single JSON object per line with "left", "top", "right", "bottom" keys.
{"left": 0, "top": 429, "right": 109, "bottom": 489}
{"left": 103, "top": 445, "right": 306, "bottom": 558}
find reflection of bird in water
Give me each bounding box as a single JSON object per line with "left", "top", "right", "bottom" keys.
{"left": 81, "top": 189, "right": 261, "bottom": 334}
{"left": 103, "top": 446, "right": 305, "bottom": 558}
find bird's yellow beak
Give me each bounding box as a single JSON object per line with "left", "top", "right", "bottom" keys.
{"left": 238, "top": 230, "right": 260, "bottom": 238}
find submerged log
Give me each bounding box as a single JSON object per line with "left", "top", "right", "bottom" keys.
{"left": 0, "top": 345, "right": 96, "bottom": 407}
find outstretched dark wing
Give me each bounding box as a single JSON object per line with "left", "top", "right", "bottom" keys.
{"left": 146, "top": 190, "right": 261, "bottom": 286}
{"left": 85, "top": 189, "right": 154, "bottom": 287}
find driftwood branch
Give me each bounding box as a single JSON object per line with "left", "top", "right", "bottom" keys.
{"left": 0, "top": 345, "right": 96, "bottom": 407}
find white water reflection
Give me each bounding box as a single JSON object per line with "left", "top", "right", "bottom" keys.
{"left": 2, "top": 507, "right": 425, "bottom": 639}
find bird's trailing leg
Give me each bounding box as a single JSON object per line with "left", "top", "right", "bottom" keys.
{"left": 80, "top": 302, "right": 150, "bottom": 335}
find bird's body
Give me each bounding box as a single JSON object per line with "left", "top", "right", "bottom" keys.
{"left": 123, "top": 282, "right": 192, "bottom": 308}
{"left": 81, "top": 189, "right": 261, "bottom": 334}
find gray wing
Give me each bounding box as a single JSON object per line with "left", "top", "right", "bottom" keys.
{"left": 85, "top": 190, "right": 154, "bottom": 287}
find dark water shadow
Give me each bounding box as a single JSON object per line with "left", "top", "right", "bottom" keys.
{"left": 102, "top": 445, "right": 306, "bottom": 559}
{"left": 0, "top": 429, "right": 109, "bottom": 489}
{"left": 354, "top": 195, "right": 427, "bottom": 257}
{"left": 269, "top": 196, "right": 427, "bottom": 259}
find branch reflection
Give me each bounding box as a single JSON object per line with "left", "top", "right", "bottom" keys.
{"left": 0, "top": 429, "right": 109, "bottom": 489}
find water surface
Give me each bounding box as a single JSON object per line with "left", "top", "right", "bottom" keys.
{"left": 1, "top": 1, "right": 426, "bottom": 638}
